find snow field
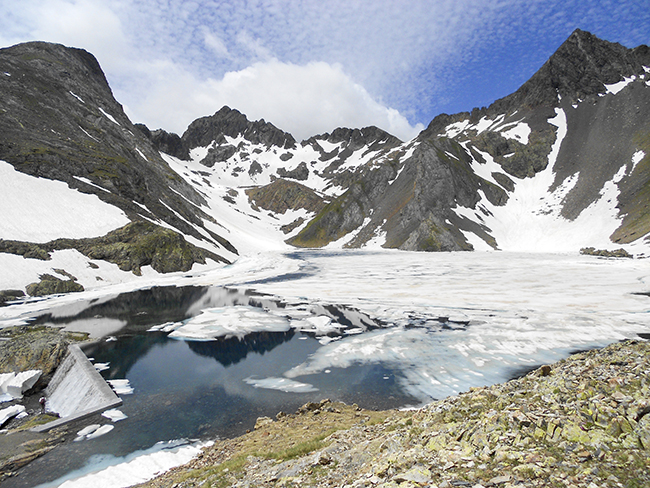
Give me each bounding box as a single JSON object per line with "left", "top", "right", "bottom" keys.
{"left": 0, "top": 160, "right": 130, "bottom": 242}
{"left": 453, "top": 109, "right": 650, "bottom": 254}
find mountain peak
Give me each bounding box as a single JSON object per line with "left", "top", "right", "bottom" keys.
{"left": 181, "top": 105, "right": 296, "bottom": 151}
{"left": 490, "top": 30, "right": 650, "bottom": 113}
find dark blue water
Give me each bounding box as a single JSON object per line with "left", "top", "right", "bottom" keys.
{"left": 6, "top": 285, "right": 416, "bottom": 488}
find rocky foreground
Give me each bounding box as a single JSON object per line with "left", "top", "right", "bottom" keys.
{"left": 139, "top": 340, "right": 649, "bottom": 488}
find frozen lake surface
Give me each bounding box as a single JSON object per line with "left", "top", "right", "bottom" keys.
{"left": 1, "top": 250, "right": 649, "bottom": 488}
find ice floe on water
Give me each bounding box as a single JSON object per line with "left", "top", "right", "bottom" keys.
{"left": 235, "top": 249, "right": 650, "bottom": 401}
{"left": 243, "top": 376, "right": 318, "bottom": 393}
{"left": 107, "top": 379, "right": 133, "bottom": 395}
{"left": 168, "top": 306, "right": 290, "bottom": 340}
{"left": 102, "top": 409, "right": 127, "bottom": 422}
{"left": 4, "top": 248, "right": 650, "bottom": 487}
{"left": 74, "top": 424, "right": 114, "bottom": 442}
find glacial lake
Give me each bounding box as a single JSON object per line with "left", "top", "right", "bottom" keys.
{"left": 1, "top": 250, "right": 649, "bottom": 487}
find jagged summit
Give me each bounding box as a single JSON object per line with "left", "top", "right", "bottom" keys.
{"left": 492, "top": 28, "right": 650, "bottom": 112}
{"left": 181, "top": 105, "right": 297, "bottom": 153}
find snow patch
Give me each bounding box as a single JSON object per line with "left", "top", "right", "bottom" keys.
{"left": 0, "top": 370, "right": 41, "bottom": 400}
{"left": 98, "top": 107, "right": 119, "bottom": 125}
{"left": 499, "top": 121, "right": 531, "bottom": 144}
{"left": 631, "top": 150, "right": 645, "bottom": 172}
{"left": 69, "top": 91, "right": 85, "bottom": 103}
{"left": 444, "top": 120, "right": 471, "bottom": 138}
{"left": 136, "top": 148, "right": 148, "bottom": 161}
{"left": 605, "top": 75, "right": 635, "bottom": 95}
{"left": 0, "top": 160, "right": 129, "bottom": 242}
{"left": 0, "top": 404, "right": 26, "bottom": 426}
{"left": 452, "top": 107, "right": 629, "bottom": 253}
{"left": 50, "top": 440, "right": 211, "bottom": 488}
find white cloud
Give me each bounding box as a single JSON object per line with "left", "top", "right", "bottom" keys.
{"left": 1, "top": 0, "right": 647, "bottom": 143}
{"left": 124, "top": 58, "right": 424, "bottom": 141}
{"left": 1, "top": 0, "right": 129, "bottom": 70}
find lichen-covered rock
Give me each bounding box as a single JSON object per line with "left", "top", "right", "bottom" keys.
{"left": 580, "top": 247, "right": 633, "bottom": 258}
{"left": 1, "top": 221, "right": 230, "bottom": 283}
{"left": 25, "top": 274, "right": 84, "bottom": 297}
{"left": 50, "top": 221, "right": 222, "bottom": 275}
{"left": 246, "top": 179, "right": 326, "bottom": 216}
{"left": 0, "top": 289, "right": 25, "bottom": 304}
{"left": 0, "top": 326, "right": 88, "bottom": 382}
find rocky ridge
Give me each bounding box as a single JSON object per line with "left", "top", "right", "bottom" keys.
{"left": 290, "top": 30, "right": 650, "bottom": 251}
{"left": 0, "top": 42, "right": 234, "bottom": 263}
{"left": 139, "top": 339, "right": 650, "bottom": 488}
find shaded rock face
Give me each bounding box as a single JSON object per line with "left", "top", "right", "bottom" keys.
{"left": 277, "top": 161, "right": 309, "bottom": 181}
{"left": 0, "top": 42, "right": 234, "bottom": 260}
{"left": 290, "top": 137, "right": 504, "bottom": 251}
{"left": 492, "top": 29, "right": 650, "bottom": 112}
{"left": 134, "top": 124, "right": 189, "bottom": 160}
{"left": 2, "top": 30, "right": 650, "bottom": 262}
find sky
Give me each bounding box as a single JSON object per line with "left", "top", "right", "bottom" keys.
{"left": 0, "top": 0, "right": 648, "bottom": 142}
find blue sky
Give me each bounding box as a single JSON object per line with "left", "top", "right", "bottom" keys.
{"left": 1, "top": 0, "right": 648, "bottom": 141}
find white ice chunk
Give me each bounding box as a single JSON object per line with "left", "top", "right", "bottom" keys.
{"left": 243, "top": 376, "right": 318, "bottom": 393}
{"left": 85, "top": 424, "right": 114, "bottom": 439}
{"left": 108, "top": 379, "right": 134, "bottom": 395}
{"left": 102, "top": 409, "right": 128, "bottom": 422}
{"left": 94, "top": 363, "right": 110, "bottom": 372}
{"left": 148, "top": 322, "right": 183, "bottom": 333}
{"left": 290, "top": 315, "right": 343, "bottom": 336}
{"left": 0, "top": 370, "right": 41, "bottom": 399}
{"left": 75, "top": 424, "right": 101, "bottom": 441}
{"left": 0, "top": 404, "right": 26, "bottom": 426}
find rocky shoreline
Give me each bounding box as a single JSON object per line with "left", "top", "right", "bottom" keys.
{"left": 138, "top": 339, "right": 649, "bottom": 488}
